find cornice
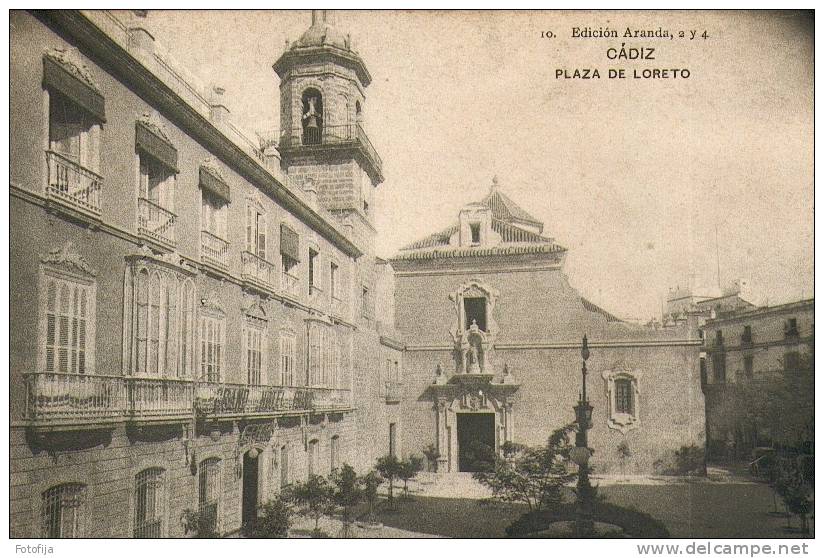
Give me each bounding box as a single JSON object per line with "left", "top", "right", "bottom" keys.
{"left": 34, "top": 10, "right": 362, "bottom": 261}
{"left": 405, "top": 338, "right": 702, "bottom": 351}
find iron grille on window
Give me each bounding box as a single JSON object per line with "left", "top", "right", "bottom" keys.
{"left": 615, "top": 379, "right": 633, "bottom": 414}
{"left": 198, "top": 458, "right": 221, "bottom": 535}
{"left": 134, "top": 468, "right": 164, "bottom": 538}
{"left": 42, "top": 483, "right": 86, "bottom": 538}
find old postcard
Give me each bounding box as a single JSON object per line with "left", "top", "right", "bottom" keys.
{"left": 8, "top": 7, "right": 814, "bottom": 547}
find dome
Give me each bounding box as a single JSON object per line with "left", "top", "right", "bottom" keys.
{"left": 292, "top": 10, "right": 351, "bottom": 51}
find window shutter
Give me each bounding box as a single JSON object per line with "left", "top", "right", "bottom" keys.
{"left": 279, "top": 224, "right": 300, "bottom": 261}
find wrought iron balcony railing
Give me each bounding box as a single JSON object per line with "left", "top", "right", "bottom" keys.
{"left": 241, "top": 251, "right": 275, "bottom": 292}
{"left": 138, "top": 197, "right": 176, "bottom": 249}
{"left": 23, "top": 373, "right": 353, "bottom": 427}
{"left": 46, "top": 150, "right": 103, "bottom": 216}
{"left": 281, "top": 269, "right": 300, "bottom": 298}
{"left": 201, "top": 230, "right": 230, "bottom": 270}
{"left": 24, "top": 372, "right": 126, "bottom": 424}
{"left": 279, "top": 123, "right": 383, "bottom": 176}
{"left": 127, "top": 377, "right": 195, "bottom": 420}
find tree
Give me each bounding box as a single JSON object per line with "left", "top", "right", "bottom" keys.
{"left": 250, "top": 496, "right": 292, "bottom": 538}
{"left": 361, "top": 470, "right": 383, "bottom": 525}
{"left": 290, "top": 474, "right": 335, "bottom": 537}
{"left": 375, "top": 454, "right": 403, "bottom": 505}
{"left": 397, "top": 455, "right": 424, "bottom": 496}
{"left": 473, "top": 424, "right": 578, "bottom": 512}
{"left": 330, "top": 464, "right": 364, "bottom": 537}
{"left": 616, "top": 440, "right": 631, "bottom": 476}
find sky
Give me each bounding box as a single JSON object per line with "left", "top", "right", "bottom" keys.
{"left": 140, "top": 10, "right": 813, "bottom": 321}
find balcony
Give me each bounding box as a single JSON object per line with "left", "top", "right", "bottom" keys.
{"left": 45, "top": 150, "right": 102, "bottom": 217}
{"left": 138, "top": 197, "right": 176, "bottom": 250}
{"left": 385, "top": 382, "right": 403, "bottom": 404}
{"left": 241, "top": 251, "right": 276, "bottom": 293}
{"left": 279, "top": 123, "right": 384, "bottom": 183}
{"left": 281, "top": 269, "right": 300, "bottom": 298}
{"left": 127, "top": 377, "right": 194, "bottom": 421}
{"left": 22, "top": 372, "right": 352, "bottom": 428}
{"left": 201, "top": 230, "right": 230, "bottom": 271}
{"left": 24, "top": 372, "right": 126, "bottom": 427}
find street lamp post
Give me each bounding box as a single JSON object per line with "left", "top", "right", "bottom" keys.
{"left": 570, "top": 334, "right": 595, "bottom": 537}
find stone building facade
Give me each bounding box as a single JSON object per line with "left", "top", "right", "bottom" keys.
{"left": 10, "top": 9, "right": 401, "bottom": 538}
{"left": 702, "top": 299, "right": 814, "bottom": 458}
{"left": 390, "top": 181, "right": 706, "bottom": 475}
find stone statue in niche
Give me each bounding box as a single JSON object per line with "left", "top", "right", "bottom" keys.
{"left": 466, "top": 329, "right": 484, "bottom": 374}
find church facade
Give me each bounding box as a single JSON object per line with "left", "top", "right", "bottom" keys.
{"left": 390, "top": 184, "right": 705, "bottom": 475}
{"left": 9, "top": 10, "right": 704, "bottom": 538}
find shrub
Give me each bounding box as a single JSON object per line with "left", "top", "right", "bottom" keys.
{"left": 617, "top": 440, "right": 632, "bottom": 475}
{"left": 506, "top": 501, "right": 670, "bottom": 538}
{"left": 361, "top": 470, "right": 383, "bottom": 524}
{"left": 375, "top": 455, "right": 403, "bottom": 504}
{"left": 330, "top": 464, "right": 363, "bottom": 537}
{"left": 180, "top": 508, "right": 219, "bottom": 538}
{"left": 473, "top": 424, "right": 577, "bottom": 512}
{"left": 290, "top": 474, "right": 335, "bottom": 535}
{"left": 249, "top": 496, "right": 292, "bottom": 538}
{"left": 422, "top": 444, "right": 440, "bottom": 472}
{"left": 654, "top": 445, "right": 705, "bottom": 476}
{"left": 397, "top": 455, "right": 424, "bottom": 495}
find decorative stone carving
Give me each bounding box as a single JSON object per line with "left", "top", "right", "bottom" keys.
{"left": 138, "top": 111, "right": 172, "bottom": 144}
{"left": 200, "top": 157, "right": 227, "bottom": 184}
{"left": 201, "top": 290, "right": 225, "bottom": 315}
{"left": 601, "top": 362, "right": 642, "bottom": 434}
{"left": 448, "top": 280, "right": 500, "bottom": 374}
{"left": 40, "top": 241, "right": 97, "bottom": 276}
{"left": 44, "top": 47, "right": 100, "bottom": 91}
{"left": 433, "top": 363, "right": 447, "bottom": 385}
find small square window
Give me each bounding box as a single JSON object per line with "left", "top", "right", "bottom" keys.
{"left": 470, "top": 223, "right": 481, "bottom": 244}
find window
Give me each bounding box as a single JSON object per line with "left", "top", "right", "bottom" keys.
{"left": 602, "top": 367, "right": 641, "bottom": 434}
{"left": 42, "top": 274, "right": 94, "bottom": 375}
{"left": 330, "top": 262, "right": 338, "bottom": 300}
{"left": 245, "top": 325, "right": 264, "bottom": 386}
{"left": 49, "top": 91, "right": 100, "bottom": 170}
{"left": 712, "top": 353, "right": 726, "bottom": 383}
{"left": 389, "top": 423, "right": 397, "bottom": 457}
{"left": 470, "top": 222, "right": 481, "bottom": 244}
{"left": 330, "top": 436, "right": 340, "bottom": 470}
{"left": 743, "top": 355, "right": 754, "bottom": 379}
{"left": 308, "top": 439, "right": 319, "bottom": 478}
{"left": 139, "top": 155, "right": 175, "bottom": 211}
{"left": 201, "top": 191, "right": 227, "bottom": 239}
{"left": 307, "top": 323, "right": 340, "bottom": 388}
{"left": 246, "top": 201, "right": 267, "bottom": 260}
{"left": 134, "top": 468, "right": 164, "bottom": 538}
{"left": 785, "top": 318, "right": 799, "bottom": 337}
{"left": 280, "top": 332, "right": 296, "bottom": 386}
{"left": 361, "top": 286, "right": 371, "bottom": 318}
{"left": 308, "top": 248, "right": 319, "bottom": 295}
{"left": 715, "top": 330, "right": 723, "bottom": 346}
{"left": 742, "top": 325, "right": 753, "bottom": 345}
{"left": 200, "top": 315, "right": 224, "bottom": 382}
{"left": 198, "top": 458, "right": 221, "bottom": 536}
{"left": 128, "top": 268, "right": 193, "bottom": 378}
{"left": 784, "top": 351, "right": 800, "bottom": 371}
{"left": 463, "top": 297, "right": 487, "bottom": 331}
{"left": 393, "top": 360, "right": 400, "bottom": 384}
{"left": 42, "top": 483, "right": 86, "bottom": 538}
{"left": 280, "top": 445, "right": 290, "bottom": 488}
{"left": 615, "top": 378, "right": 633, "bottom": 414}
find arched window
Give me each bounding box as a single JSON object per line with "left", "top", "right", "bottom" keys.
{"left": 614, "top": 378, "right": 634, "bottom": 415}
{"left": 301, "top": 88, "right": 323, "bottom": 145}
{"left": 198, "top": 458, "right": 221, "bottom": 536}
{"left": 134, "top": 468, "right": 165, "bottom": 537}
{"left": 42, "top": 483, "right": 86, "bottom": 538}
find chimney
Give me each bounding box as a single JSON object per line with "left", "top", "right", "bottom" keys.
{"left": 209, "top": 85, "right": 230, "bottom": 124}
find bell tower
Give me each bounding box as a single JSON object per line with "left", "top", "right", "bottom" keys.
{"left": 274, "top": 10, "right": 384, "bottom": 243}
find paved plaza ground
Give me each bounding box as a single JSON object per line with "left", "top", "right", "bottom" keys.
{"left": 285, "top": 469, "right": 814, "bottom": 539}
